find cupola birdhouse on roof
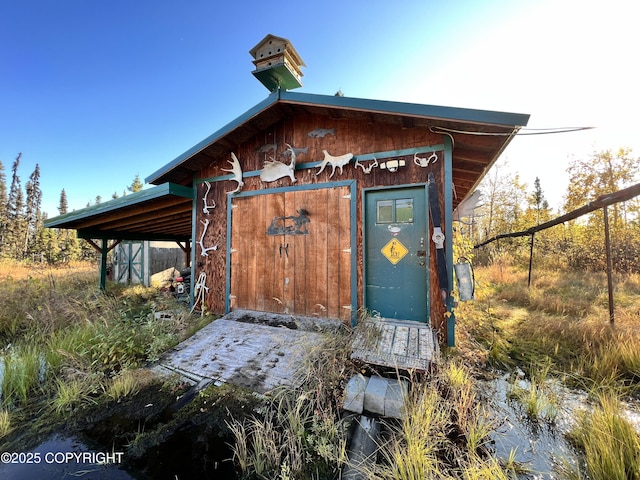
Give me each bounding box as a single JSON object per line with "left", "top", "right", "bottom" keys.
{"left": 250, "top": 34, "right": 305, "bottom": 92}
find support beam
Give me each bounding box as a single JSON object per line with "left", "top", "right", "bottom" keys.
{"left": 603, "top": 206, "right": 615, "bottom": 325}
{"left": 99, "top": 238, "right": 108, "bottom": 291}
{"left": 83, "top": 238, "right": 122, "bottom": 291}
{"left": 527, "top": 233, "right": 535, "bottom": 288}
{"left": 444, "top": 135, "right": 455, "bottom": 347}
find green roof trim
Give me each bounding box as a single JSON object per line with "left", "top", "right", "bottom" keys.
{"left": 145, "top": 90, "right": 530, "bottom": 185}
{"left": 44, "top": 182, "right": 194, "bottom": 228}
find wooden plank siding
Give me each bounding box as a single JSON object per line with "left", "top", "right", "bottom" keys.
{"left": 227, "top": 185, "right": 351, "bottom": 322}
{"left": 196, "top": 111, "right": 447, "bottom": 330}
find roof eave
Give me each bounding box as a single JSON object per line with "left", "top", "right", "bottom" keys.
{"left": 146, "top": 90, "right": 530, "bottom": 185}
{"left": 44, "top": 182, "right": 194, "bottom": 228}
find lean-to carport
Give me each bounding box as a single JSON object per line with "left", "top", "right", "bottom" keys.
{"left": 44, "top": 183, "right": 194, "bottom": 290}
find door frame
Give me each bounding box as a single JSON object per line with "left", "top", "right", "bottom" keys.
{"left": 362, "top": 183, "right": 430, "bottom": 323}
{"left": 225, "top": 180, "right": 358, "bottom": 324}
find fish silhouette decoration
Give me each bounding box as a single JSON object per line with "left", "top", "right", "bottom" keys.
{"left": 307, "top": 128, "right": 335, "bottom": 138}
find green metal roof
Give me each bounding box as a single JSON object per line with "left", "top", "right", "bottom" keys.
{"left": 44, "top": 182, "right": 194, "bottom": 241}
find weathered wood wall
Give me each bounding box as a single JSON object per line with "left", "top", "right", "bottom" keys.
{"left": 195, "top": 112, "right": 447, "bottom": 329}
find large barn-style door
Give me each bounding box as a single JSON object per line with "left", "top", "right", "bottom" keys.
{"left": 229, "top": 185, "right": 352, "bottom": 322}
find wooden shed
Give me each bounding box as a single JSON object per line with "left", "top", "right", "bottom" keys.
{"left": 46, "top": 48, "right": 528, "bottom": 347}
{"left": 149, "top": 89, "right": 528, "bottom": 345}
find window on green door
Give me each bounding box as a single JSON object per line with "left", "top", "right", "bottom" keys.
{"left": 376, "top": 198, "right": 414, "bottom": 224}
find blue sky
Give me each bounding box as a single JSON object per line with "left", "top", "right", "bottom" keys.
{"left": 1, "top": 0, "right": 637, "bottom": 217}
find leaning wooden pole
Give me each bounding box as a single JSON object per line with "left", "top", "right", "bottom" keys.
{"left": 527, "top": 233, "right": 535, "bottom": 288}
{"left": 603, "top": 206, "right": 615, "bottom": 325}
{"left": 474, "top": 182, "right": 640, "bottom": 249}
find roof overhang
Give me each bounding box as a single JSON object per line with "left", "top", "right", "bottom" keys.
{"left": 145, "top": 90, "right": 529, "bottom": 206}
{"left": 44, "top": 183, "right": 193, "bottom": 242}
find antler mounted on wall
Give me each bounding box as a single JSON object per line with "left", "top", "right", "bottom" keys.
{"left": 222, "top": 152, "right": 244, "bottom": 194}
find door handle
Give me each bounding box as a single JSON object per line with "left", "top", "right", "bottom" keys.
{"left": 284, "top": 243, "right": 289, "bottom": 258}
{"left": 279, "top": 243, "right": 283, "bottom": 258}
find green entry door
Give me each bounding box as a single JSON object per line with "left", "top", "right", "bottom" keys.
{"left": 365, "top": 186, "right": 430, "bottom": 322}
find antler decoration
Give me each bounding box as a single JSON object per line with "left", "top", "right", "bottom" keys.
{"left": 202, "top": 181, "right": 216, "bottom": 214}
{"left": 198, "top": 219, "right": 218, "bottom": 256}
{"left": 355, "top": 156, "right": 378, "bottom": 174}
{"left": 222, "top": 152, "right": 244, "bottom": 194}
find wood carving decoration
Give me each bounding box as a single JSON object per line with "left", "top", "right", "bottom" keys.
{"left": 222, "top": 152, "right": 244, "bottom": 194}
{"left": 259, "top": 143, "right": 297, "bottom": 184}
{"left": 315, "top": 150, "right": 354, "bottom": 178}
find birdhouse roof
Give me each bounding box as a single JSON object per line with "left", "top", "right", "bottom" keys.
{"left": 249, "top": 34, "right": 306, "bottom": 67}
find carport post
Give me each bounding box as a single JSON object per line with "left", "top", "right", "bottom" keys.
{"left": 99, "top": 238, "right": 108, "bottom": 291}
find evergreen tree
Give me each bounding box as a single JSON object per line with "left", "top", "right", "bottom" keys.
{"left": 0, "top": 160, "right": 7, "bottom": 255}
{"left": 24, "top": 164, "right": 43, "bottom": 255}
{"left": 128, "top": 174, "right": 144, "bottom": 193}
{"left": 528, "top": 176, "right": 550, "bottom": 224}
{"left": 5, "top": 153, "right": 26, "bottom": 258}
{"left": 58, "top": 189, "right": 68, "bottom": 215}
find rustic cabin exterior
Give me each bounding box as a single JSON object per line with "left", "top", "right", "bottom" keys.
{"left": 149, "top": 90, "right": 528, "bottom": 346}
{"left": 45, "top": 39, "right": 529, "bottom": 347}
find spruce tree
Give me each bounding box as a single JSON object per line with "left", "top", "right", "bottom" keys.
{"left": 0, "top": 160, "right": 7, "bottom": 255}
{"left": 24, "top": 164, "right": 42, "bottom": 256}
{"left": 5, "top": 153, "right": 26, "bottom": 258}
{"left": 58, "top": 189, "right": 68, "bottom": 215}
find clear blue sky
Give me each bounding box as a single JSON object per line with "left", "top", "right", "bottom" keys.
{"left": 1, "top": 0, "right": 637, "bottom": 217}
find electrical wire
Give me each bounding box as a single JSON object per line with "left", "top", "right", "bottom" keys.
{"left": 430, "top": 126, "right": 595, "bottom": 136}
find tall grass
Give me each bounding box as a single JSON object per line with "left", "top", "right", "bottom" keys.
{"left": 0, "top": 261, "right": 204, "bottom": 421}
{"left": 0, "top": 409, "right": 10, "bottom": 438}
{"left": 228, "top": 329, "right": 352, "bottom": 479}
{"left": 1, "top": 344, "right": 44, "bottom": 408}
{"left": 568, "top": 392, "right": 640, "bottom": 480}
{"left": 458, "top": 264, "right": 640, "bottom": 394}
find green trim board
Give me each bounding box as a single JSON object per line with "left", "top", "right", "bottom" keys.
{"left": 224, "top": 180, "right": 357, "bottom": 323}
{"left": 196, "top": 145, "right": 445, "bottom": 185}
{"left": 443, "top": 135, "right": 455, "bottom": 347}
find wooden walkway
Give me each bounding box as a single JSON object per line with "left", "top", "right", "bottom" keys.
{"left": 152, "top": 311, "right": 437, "bottom": 396}
{"left": 153, "top": 316, "right": 328, "bottom": 394}
{"left": 351, "top": 319, "right": 438, "bottom": 371}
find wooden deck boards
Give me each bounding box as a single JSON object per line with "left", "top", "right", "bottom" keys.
{"left": 153, "top": 318, "right": 327, "bottom": 394}
{"left": 351, "top": 319, "right": 438, "bottom": 371}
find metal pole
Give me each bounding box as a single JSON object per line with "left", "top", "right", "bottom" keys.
{"left": 603, "top": 206, "right": 615, "bottom": 325}
{"left": 528, "top": 233, "right": 535, "bottom": 288}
